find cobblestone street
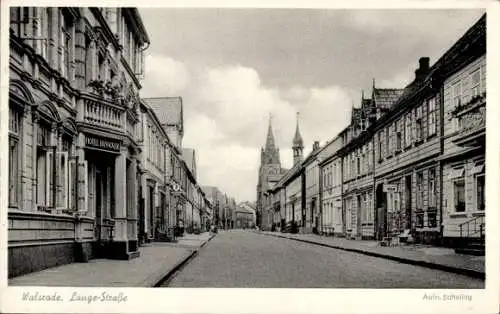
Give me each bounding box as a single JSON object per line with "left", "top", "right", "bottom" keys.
{"left": 164, "top": 230, "right": 484, "bottom": 288}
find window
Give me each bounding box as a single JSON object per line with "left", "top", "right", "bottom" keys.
{"left": 476, "top": 174, "right": 485, "bottom": 211}
{"left": 428, "top": 211, "right": 437, "bottom": 228}
{"left": 98, "top": 53, "right": 105, "bottom": 80}
{"left": 396, "top": 121, "right": 402, "bottom": 151}
{"left": 427, "top": 97, "right": 437, "bottom": 136}
{"left": 60, "top": 11, "right": 73, "bottom": 79}
{"left": 428, "top": 168, "right": 436, "bottom": 208}
{"left": 9, "top": 106, "right": 22, "bottom": 207}
{"left": 470, "top": 69, "right": 481, "bottom": 99}
{"left": 405, "top": 113, "right": 412, "bottom": 147}
{"left": 453, "top": 179, "right": 466, "bottom": 212}
{"left": 386, "top": 126, "right": 390, "bottom": 155}
{"left": 10, "top": 7, "right": 30, "bottom": 37}
{"left": 452, "top": 81, "right": 461, "bottom": 108}
{"left": 37, "top": 122, "right": 53, "bottom": 211}
{"left": 356, "top": 150, "right": 361, "bottom": 176}
{"left": 472, "top": 162, "right": 485, "bottom": 211}
{"left": 416, "top": 212, "right": 424, "bottom": 228}
{"left": 38, "top": 8, "right": 49, "bottom": 58}
{"left": 416, "top": 172, "right": 424, "bottom": 209}
{"left": 378, "top": 131, "right": 384, "bottom": 161}
{"left": 415, "top": 106, "right": 423, "bottom": 142}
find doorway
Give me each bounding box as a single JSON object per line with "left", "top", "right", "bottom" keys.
{"left": 405, "top": 175, "right": 412, "bottom": 230}
{"left": 95, "top": 170, "right": 102, "bottom": 241}
{"left": 148, "top": 185, "right": 155, "bottom": 239}
{"left": 375, "top": 184, "right": 386, "bottom": 241}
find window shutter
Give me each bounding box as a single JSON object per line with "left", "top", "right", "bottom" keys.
{"left": 56, "top": 151, "right": 69, "bottom": 210}
{"left": 77, "top": 160, "right": 88, "bottom": 213}
{"left": 411, "top": 109, "right": 417, "bottom": 142}
{"left": 46, "top": 150, "right": 54, "bottom": 208}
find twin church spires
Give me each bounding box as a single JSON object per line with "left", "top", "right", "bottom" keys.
{"left": 261, "top": 112, "right": 304, "bottom": 167}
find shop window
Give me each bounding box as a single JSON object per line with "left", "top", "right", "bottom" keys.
{"left": 427, "top": 211, "right": 437, "bottom": 228}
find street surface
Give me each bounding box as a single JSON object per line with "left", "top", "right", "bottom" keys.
{"left": 164, "top": 230, "right": 484, "bottom": 288}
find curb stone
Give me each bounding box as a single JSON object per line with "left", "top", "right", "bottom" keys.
{"left": 259, "top": 232, "right": 485, "bottom": 280}
{"left": 152, "top": 234, "right": 217, "bottom": 287}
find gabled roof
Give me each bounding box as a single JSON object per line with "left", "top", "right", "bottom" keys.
{"left": 144, "top": 97, "right": 184, "bottom": 134}
{"left": 372, "top": 88, "right": 404, "bottom": 110}
{"left": 182, "top": 148, "right": 196, "bottom": 177}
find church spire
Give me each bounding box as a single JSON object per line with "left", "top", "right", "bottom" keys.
{"left": 265, "top": 113, "right": 276, "bottom": 150}
{"left": 293, "top": 112, "right": 304, "bottom": 165}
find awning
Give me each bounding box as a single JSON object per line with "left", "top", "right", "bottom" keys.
{"left": 471, "top": 163, "right": 485, "bottom": 174}
{"left": 448, "top": 168, "right": 465, "bottom": 180}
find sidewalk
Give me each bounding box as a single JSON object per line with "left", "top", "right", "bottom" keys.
{"left": 9, "top": 232, "right": 215, "bottom": 287}
{"left": 261, "top": 231, "right": 485, "bottom": 279}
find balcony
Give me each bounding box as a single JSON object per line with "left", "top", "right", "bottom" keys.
{"left": 78, "top": 79, "right": 140, "bottom": 137}
{"left": 451, "top": 92, "right": 486, "bottom": 148}
{"left": 83, "top": 98, "right": 124, "bottom": 132}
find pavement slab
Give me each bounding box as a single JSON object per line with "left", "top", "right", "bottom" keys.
{"left": 9, "top": 233, "right": 215, "bottom": 287}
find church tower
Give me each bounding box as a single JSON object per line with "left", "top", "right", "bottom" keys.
{"left": 256, "top": 114, "right": 282, "bottom": 228}
{"left": 292, "top": 112, "right": 304, "bottom": 165}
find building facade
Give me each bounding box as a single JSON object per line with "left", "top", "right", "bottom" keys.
{"left": 8, "top": 7, "right": 150, "bottom": 277}
{"left": 318, "top": 135, "right": 344, "bottom": 236}
{"left": 138, "top": 101, "right": 169, "bottom": 242}
{"left": 439, "top": 17, "right": 486, "bottom": 245}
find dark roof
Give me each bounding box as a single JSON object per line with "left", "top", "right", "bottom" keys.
{"left": 144, "top": 97, "right": 183, "bottom": 133}
{"left": 373, "top": 88, "right": 404, "bottom": 110}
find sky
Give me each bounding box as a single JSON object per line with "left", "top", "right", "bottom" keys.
{"left": 138, "top": 8, "right": 485, "bottom": 203}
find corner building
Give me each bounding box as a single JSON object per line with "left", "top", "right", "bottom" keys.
{"left": 8, "top": 7, "right": 150, "bottom": 277}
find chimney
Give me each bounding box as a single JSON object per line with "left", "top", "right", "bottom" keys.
{"left": 415, "top": 57, "right": 430, "bottom": 81}
{"left": 313, "top": 141, "right": 320, "bottom": 151}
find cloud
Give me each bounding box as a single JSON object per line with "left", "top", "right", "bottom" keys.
{"left": 140, "top": 54, "right": 190, "bottom": 97}
{"left": 143, "top": 56, "right": 354, "bottom": 201}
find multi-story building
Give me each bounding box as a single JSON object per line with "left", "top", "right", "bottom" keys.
{"left": 145, "top": 97, "right": 186, "bottom": 236}
{"left": 439, "top": 15, "right": 485, "bottom": 246}
{"left": 302, "top": 141, "right": 322, "bottom": 233}
{"left": 318, "top": 135, "right": 344, "bottom": 236}
{"left": 138, "top": 101, "right": 169, "bottom": 242}
{"left": 8, "top": 7, "right": 150, "bottom": 277}
{"left": 372, "top": 57, "right": 441, "bottom": 242}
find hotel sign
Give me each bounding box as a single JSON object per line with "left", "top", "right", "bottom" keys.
{"left": 85, "top": 135, "right": 121, "bottom": 152}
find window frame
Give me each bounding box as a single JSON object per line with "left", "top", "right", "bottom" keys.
{"left": 453, "top": 177, "right": 466, "bottom": 213}
{"left": 475, "top": 173, "right": 485, "bottom": 211}
{"left": 427, "top": 97, "right": 437, "bottom": 137}
{"left": 428, "top": 168, "right": 436, "bottom": 209}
